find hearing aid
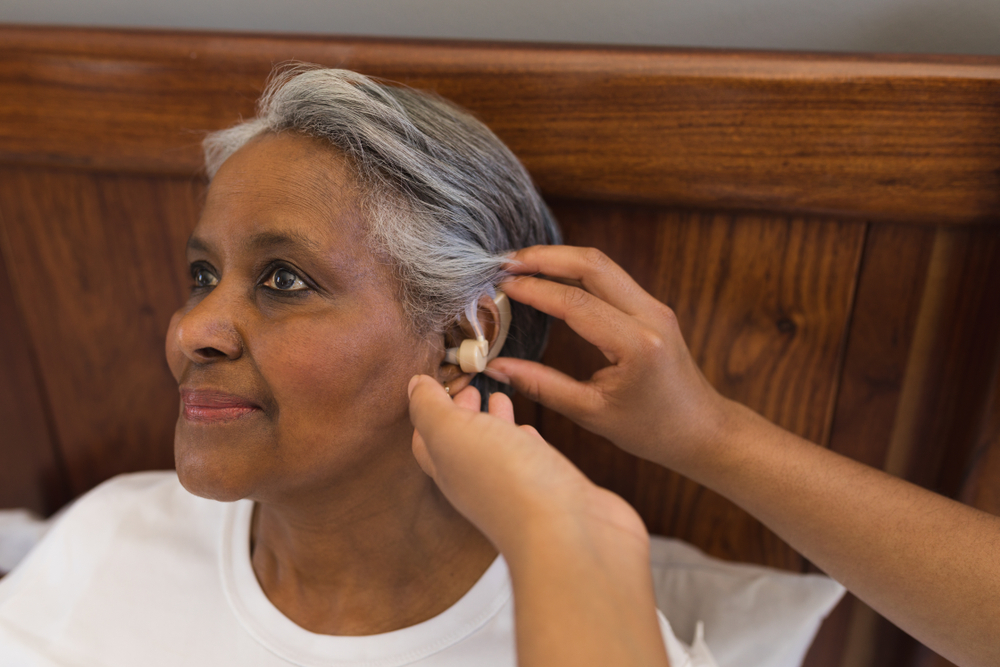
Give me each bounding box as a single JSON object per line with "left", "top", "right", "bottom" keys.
{"left": 443, "top": 289, "right": 511, "bottom": 374}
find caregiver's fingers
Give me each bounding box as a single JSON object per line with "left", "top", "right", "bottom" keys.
{"left": 452, "top": 384, "right": 482, "bottom": 412}
{"left": 505, "top": 245, "right": 655, "bottom": 318}
{"left": 408, "top": 375, "right": 478, "bottom": 446}
{"left": 411, "top": 383, "right": 479, "bottom": 466}
{"left": 487, "top": 357, "right": 605, "bottom": 423}
{"left": 519, "top": 424, "right": 544, "bottom": 441}
{"left": 488, "top": 391, "right": 516, "bottom": 424}
{"left": 501, "top": 276, "right": 638, "bottom": 364}
{"left": 408, "top": 376, "right": 470, "bottom": 477}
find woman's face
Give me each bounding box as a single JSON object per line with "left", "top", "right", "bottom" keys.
{"left": 166, "top": 132, "right": 442, "bottom": 503}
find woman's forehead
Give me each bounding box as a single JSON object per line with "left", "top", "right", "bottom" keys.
{"left": 193, "top": 133, "right": 366, "bottom": 256}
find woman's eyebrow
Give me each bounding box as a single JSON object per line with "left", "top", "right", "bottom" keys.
{"left": 185, "top": 232, "right": 322, "bottom": 255}
{"left": 186, "top": 236, "right": 210, "bottom": 254}
{"left": 242, "top": 231, "right": 323, "bottom": 254}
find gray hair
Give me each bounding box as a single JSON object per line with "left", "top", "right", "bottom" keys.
{"left": 203, "top": 65, "right": 562, "bottom": 399}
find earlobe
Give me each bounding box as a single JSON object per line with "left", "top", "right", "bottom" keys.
{"left": 443, "top": 290, "right": 511, "bottom": 374}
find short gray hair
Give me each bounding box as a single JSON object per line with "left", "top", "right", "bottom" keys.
{"left": 203, "top": 65, "right": 562, "bottom": 399}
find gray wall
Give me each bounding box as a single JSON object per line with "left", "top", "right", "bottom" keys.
{"left": 2, "top": 0, "right": 999, "bottom": 55}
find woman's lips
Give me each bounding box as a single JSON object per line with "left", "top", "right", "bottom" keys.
{"left": 181, "top": 389, "right": 261, "bottom": 424}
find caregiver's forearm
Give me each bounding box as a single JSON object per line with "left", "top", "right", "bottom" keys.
{"left": 684, "top": 400, "right": 1000, "bottom": 667}
{"left": 505, "top": 521, "right": 670, "bottom": 667}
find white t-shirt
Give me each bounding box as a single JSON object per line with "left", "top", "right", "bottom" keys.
{"left": 0, "top": 472, "right": 715, "bottom": 667}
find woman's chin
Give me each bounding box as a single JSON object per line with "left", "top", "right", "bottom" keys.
{"left": 174, "top": 443, "right": 257, "bottom": 502}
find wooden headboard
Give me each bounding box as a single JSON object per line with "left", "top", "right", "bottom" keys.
{"left": 2, "top": 25, "right": 999, "bottom": 667}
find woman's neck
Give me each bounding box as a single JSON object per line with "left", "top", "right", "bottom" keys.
{"left": 249, "top": 455, "right": 498, "bottom": 636}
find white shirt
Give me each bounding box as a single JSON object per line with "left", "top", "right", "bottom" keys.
{"left": 0, "top": 472, "right": 715, "bottom": 667}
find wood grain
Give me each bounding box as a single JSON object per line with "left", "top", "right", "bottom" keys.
{"left": 885, "top": 228, "right": 1000, "bottom": 496}
{"left": 1, "top": 26, "right": 1000, "bottom": 225}
{"left": 828, "top": 226, "right": 1000, "bottom": 667}
{"left": 536, "top": 201, "right": 865, "bottom": 568}
{"left": 802, "top": 223, "right": 928, "bottom": 667}
{"left": 800, "top": 595, "right": 853, "bottom": 667}
{"left": 0, "top": 167, "right": 203, "bottom": 495}
{"left": 826, "top": 225, "right": 936, "bottom": 468}
{"left": 960, "top": 355, "right": 1000, "bottom": 516}
{"left": 0, "top": 237, "right": 69, "bottom": 514}
{"left": 907, "top": 354, "right": 999, "bottom": 667}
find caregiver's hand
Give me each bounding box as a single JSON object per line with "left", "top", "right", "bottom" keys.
{"left": 406, "top": 375, "right": 670, "bottom": 667}
{"left": 488, "top": 245, "right": 732, "bottom": 473}
{"left": 490, "top": 245, "right": 1000, "bottom": 667}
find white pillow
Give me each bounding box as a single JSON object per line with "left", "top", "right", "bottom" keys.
{"left": 650, "top": 536, "right": 845, "bottom": 667}
{"left": 0, "top": 510, "right": 51, "bottom": 574}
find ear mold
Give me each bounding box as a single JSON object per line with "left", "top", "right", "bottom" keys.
{"left": 444, "top": 290, "right": 512, "bottom": 374}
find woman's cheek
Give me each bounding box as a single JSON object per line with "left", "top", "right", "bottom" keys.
{"left": 254, "top": 322, "right": 390, "bottom": 407}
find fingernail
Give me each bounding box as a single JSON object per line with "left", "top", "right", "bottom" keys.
{"left": 501, "top": 252, "right": 523, "bottom": 269}
{"left": 483, "top": 366, "right": 510, "bottom": 384}
{"left": 407, "top": 375, "right": 420, "bottom": 397}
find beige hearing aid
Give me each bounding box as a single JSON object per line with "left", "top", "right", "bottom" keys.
{"left": 444, "top": 290, "right": 512, "bottom": 374}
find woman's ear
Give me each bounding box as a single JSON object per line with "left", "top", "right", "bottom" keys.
{"left": 440, "top": 292, "right": 509, "bottom": 381}
{"left": 449, "top": 294, "right": 504, "bottom": 349}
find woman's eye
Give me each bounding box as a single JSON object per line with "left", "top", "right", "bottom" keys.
{"left": 191, "top": 265, "right": 218, "bottom": 288}
{"left": 264, "top": 267, "right": 308, "bottom": 292}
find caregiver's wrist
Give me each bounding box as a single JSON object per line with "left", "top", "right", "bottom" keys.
{"left": 491, "top": 502, "right": 583, "bottom": 566}
{"left": 501, "top": 498, "right": 648, "bottom": 577}
{"left": 676, "top": 398, "right": 790, "bottom": 495}
{"left": 642, "top": 395, "right": 756, "bottom": 486}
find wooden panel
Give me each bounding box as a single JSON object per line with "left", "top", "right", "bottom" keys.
{"left": 826, "top": 224, "right": 936, "bottom": 467}
{"left": 536, "top": 201, "right": 865, "bottom": 568}
{"left": 886, "top": 228, "right": 1000, "bottom": 495}
{"left": 901, "top": 229, "right": 1000, "bottom": 667}
{"left": 825, "top": 225, "right": 1000, "bottom": 667}
{"left": 801, "top": 595, "right": 853, "bottom": 667}
{"left": 809, "top": 224, "right": 936, "bottom": 667}
{"left": 1, "top": 26, "right": 1000, "bottom": 225}
{"left": 908, "top": 355, "right": 1000, "bottom": 667}
{"left": 960, "top": 355, "right": 1000, "bottom": 516}
{"left": 0, "top": 239, "right": 69, "bottom": 514}
{"left": 0, "top": 167, "right": 202, "bottom": 495}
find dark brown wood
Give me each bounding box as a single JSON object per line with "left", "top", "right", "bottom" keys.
{"left": 900, "top": 244, "right": 1000, "bottom": 667}
{"left": 2, "top": 26, "right": 1000, "bottom": 225}
{"left": 815, "top": 224, "right": 1000, "bottom": 667}
{"left": 800, "top": 595, "right": 853, "bottom": 667}
{"left": 887, "top": 228, "right": 1000, "bottom": 496}
{"left": 825, "top": 224, "right": 936, "bottom": 467}
{"left": 0, "top": 167, "right": 203, "bottom": 495}
{"left": 829, "top": 227, "right": 1000, "bottom": 667}
{"left": 0, "top": 238, "right": 69, "bottom": 514}
{"left": 959, "top": 353, "right": 1000, "bottom": 516}
{"left": 911, "top": 645, "right": 961, "bottom": 667}
{"left": 537, "top": 201, "right": 865, "bottom": 568}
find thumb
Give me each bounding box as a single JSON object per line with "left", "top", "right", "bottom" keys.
{"left": 407, "top": 374, "right": 478, "bottom": 479}
{"left": 487, "top": 358, "right": 602, "bottom": 423}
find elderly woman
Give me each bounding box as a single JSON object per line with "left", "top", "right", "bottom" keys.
{"left": 0, "top": 68, "right": 712, "bottom": 666}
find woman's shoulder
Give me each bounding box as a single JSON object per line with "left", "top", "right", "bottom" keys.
{"left": 0, "top": 470, "right": 231, "bottom": 607}
{"left": 74, "top": 468, "right": 189, "bottom": 500}
{"left": 0, "top": 471, "right": 245, "bottom": 664}
{"left": 62, "top": 469, "right": 201, "bottom": 516}
{"left": 36, "top": 470, "right": 221, "bottom": 550}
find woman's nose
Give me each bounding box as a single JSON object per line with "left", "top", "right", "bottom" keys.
{"left": 171, "top": 286, "right": 245, "bottom": 364}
